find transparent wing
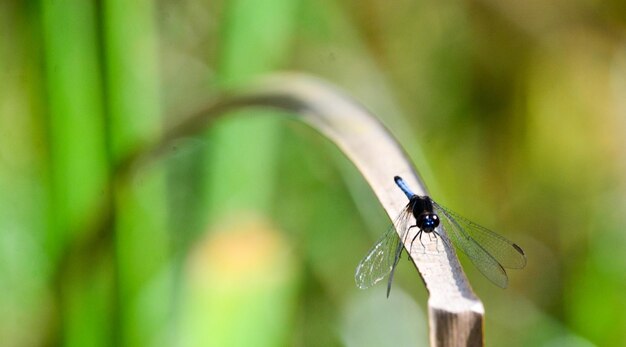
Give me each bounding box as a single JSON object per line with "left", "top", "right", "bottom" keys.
{"left": 432, "top": 201, "right": 526, "bottom": 288}
{"left": 433, "top": 202, "right": 527, "bottom": 269}
{"left": 354, "top": 205, "right": 413, "bottom": 290}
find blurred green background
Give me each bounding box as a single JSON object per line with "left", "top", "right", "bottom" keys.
{"left": 2, "top": 0, "right": 626, "bottom": 346}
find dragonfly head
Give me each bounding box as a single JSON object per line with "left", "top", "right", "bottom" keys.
{"left": 416, "top": 212, "right": 440, "bottom": 232}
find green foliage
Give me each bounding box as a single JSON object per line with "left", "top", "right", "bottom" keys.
{"left": 1, "top": 0, "right": 625, "bottom": 346}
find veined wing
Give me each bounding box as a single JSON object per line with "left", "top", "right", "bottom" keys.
{"left": 354, "top": 205, "right": 413, "bottom": 290}
{"left": 432, "top": 201, "right": 526, "bottom": 288}
{"left": 433, "top": 202, "right": 526, "bottom": 269}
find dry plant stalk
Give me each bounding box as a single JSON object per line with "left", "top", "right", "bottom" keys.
{"left": 129, "top": 73, "right": 484, "bottom": 347}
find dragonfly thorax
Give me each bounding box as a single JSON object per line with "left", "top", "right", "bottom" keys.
{"left": 410, "top": 195, "right": 440, "bottom": 232}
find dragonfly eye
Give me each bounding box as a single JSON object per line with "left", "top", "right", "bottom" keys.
{"left": 417, "top": 213, "right": 440, "bottom": 231}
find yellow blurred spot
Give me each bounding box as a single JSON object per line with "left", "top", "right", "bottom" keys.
{"left": 187, "top": 216, "right": 292, "bottom": 287}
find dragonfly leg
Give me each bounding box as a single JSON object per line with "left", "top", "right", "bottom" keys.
{"left": 410, "top": 228, "right": 424, "bottom": 253}
{"left": 404, "top": 224, "right": 416, "bottom": 251}
{"left": 419, "top": 231, "right": 427, "bottom": 249}
{"left": 432, "top": 230, "right": 446, "bottom": 252}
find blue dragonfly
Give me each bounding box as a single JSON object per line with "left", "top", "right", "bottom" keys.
{"left": 355, "top": 176, "right": 527, "bottom": 297}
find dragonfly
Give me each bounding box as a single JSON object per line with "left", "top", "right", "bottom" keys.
{"left": 355, "top": 176, "right": 527, "bottom": 297}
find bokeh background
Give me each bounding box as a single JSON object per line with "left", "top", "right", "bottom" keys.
{"left": 2, "top": 0, "right": 626, "bottom": 346}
